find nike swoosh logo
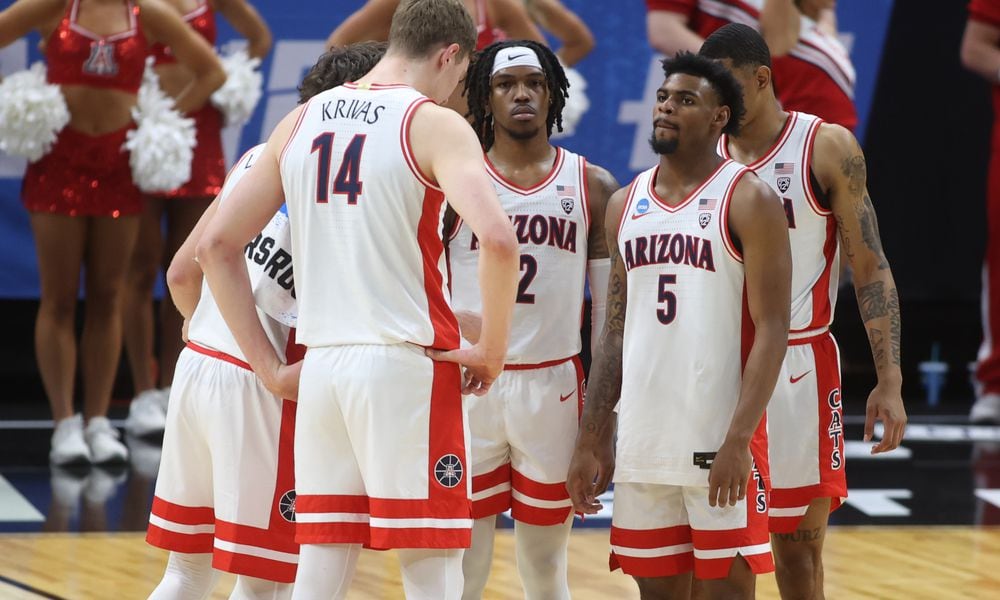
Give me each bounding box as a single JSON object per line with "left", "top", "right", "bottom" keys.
{"left": 507, "top": 53, "right": 527, "bottom": 60}
{"left": 630, "top": 212, "right": 652, "bottom": 220}
{"left": 559, "top": 390, "right": 575, "bottom": 402}
{"left": 790, "top": 371, "right": 812, "bottom": 384}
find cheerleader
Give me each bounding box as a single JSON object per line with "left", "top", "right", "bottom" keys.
{"left": 0, "top": 0, "right": 224, "bottom": 464}
{"left": 124, "top": 0, "right": 270, "bottom": 437}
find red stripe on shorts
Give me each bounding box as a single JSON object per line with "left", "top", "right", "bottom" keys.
{"left": 213, "top": 548, "right": 298, "bottom": 583}
{"left": 146, "top": 524, "right": 214, "bottom": 554}
{"left": 151, "top": 496, "right": 215, "bottom": 525}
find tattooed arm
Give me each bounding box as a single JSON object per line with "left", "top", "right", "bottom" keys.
{"left": 815, "top": 123, "right": 906, "bottom": 453}
{"left": 566, "top": 185, "right": 628, "bottom": 514}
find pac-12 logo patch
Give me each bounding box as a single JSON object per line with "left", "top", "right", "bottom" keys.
{"left": 560, "top": 197, "right": 574, "bottom": 214}
{"left": 279, "top": 490, "right": 296, "bottom": 522}
{"left": 434, "top": 454, "right": 464, "bottom": 488}
{"left": 776, "top": 176, "right": 791, "bottom": 193}
{"left": 698, "top": 212, "right": 711, "bottom": 228}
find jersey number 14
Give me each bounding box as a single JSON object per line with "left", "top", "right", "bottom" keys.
{"left": 311, "top": 133, "right": 366, "bottom": 204}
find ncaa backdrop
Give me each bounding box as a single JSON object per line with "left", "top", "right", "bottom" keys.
{"left": 0, "top": 0, "right": 893, "bottom": 298}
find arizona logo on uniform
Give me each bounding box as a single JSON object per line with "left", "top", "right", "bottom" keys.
{"left": 279, "top": 490, "right": 296, "bottom": 522}
{"left": 434, "top": 454, "right": 464, "bottom": 488}
{"left": 557, "top": 184, "right": 575, "bottom": 215}
{"left": 84, "top": 41, "right": 118, "bottom": 77}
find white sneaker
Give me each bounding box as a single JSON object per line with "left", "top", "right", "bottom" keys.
{"left": 125, "top": 389, "right": 168, "bottom": 437}
{"left": 971, "top": 393, "right": 1000, "bottom": 425}
{"left": 84, "top": 416, "right": 129, "bottom": 464}
{"left": 83, "top": 466, "right": 127, "bottom": 504}
{"left": 50, "top": 414, "right": 91, "bottom": 465}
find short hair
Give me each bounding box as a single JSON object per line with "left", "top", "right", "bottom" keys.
{"left": 298, "top": 42, "right": 388, "bottom": 103}
{"left": 463, "top": 40, "right": 569, "bottom": 150}
{"left": 388, "top": 0, "right": 477, "bottom": 60}
{"left": 661, "top": 51, "right": 746, "bottom": 136}
{"left": 699, "top": 23, "right": 773, "bottom": 69}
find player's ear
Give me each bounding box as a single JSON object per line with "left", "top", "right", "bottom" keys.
{"left": 715, "top": 105, "right": 732, "bottom": 132}
{"left": 440, "top": 43, "right": 461, "bottom": 68}
{"left": 755, "top": 65, "right": 772, "bottom": 91}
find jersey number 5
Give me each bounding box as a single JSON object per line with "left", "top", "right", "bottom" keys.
{"left": 312, "top": 133, "right": 367, "bottom": 204}
{"left": 657, "top": 274, "right": 676, "bottom": 324}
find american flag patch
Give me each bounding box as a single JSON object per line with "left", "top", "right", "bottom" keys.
{"left": 775, "top": 162, "right": 795, "bottom": 175}
{"left": 556, "top": 184, "right": 575, "bottom": 196}
{"left": 698, "top": 198, "right": 717, "bottom": 210}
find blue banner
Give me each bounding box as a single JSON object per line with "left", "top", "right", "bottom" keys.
{"left": 0, "top": 0, "right": 892, "bottom": 298}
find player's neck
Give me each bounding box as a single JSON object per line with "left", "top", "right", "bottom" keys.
{"left": 655, "top": 146, "right": 725, "bottom": 203}
{"left": 727, "top": 104, "right": 790, "bottom": 164}
{"left": 487, "top": 136, "right": 557, "bottom": 185}
{"left": 356, "top": 55, "right": 436, "bottom": 97}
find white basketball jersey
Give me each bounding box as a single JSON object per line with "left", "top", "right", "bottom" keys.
{"left": 615, "top": 159, "right": 752, "bottom": 487}
{"left": 721, "top": 112, "right": 839, "bottom": 335}
{"left": 448, "top": 148, "right": 589, "bottom": 364}
{"left": 189, "top": 144, "right": 294, "bottom": 361}
{"left": 279, "top": 83, "right": 458, "bottom": 349}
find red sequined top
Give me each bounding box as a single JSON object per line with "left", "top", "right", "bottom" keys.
{"left": 150, "top": 1, "right": 215, "bottom": 65}
{"left": 475, "top": 0, "right": 507, "bottom": 50}
{"left": 46, "top": 0, "right": 148, "bottom": 94}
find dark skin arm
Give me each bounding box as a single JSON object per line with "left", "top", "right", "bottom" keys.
{"left": 566, "top": 185, "right": 627, "bottom": 514}
{"left": 708, "top": 173, "right": 791, "bottom": 508}
{"left": 814, "top": 123, "right": 906, "bottom": 453}
{"left": 586, "top": 163, "right": 618, "bottom": 260}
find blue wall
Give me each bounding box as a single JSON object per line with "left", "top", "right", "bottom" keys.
{"left": 0, "top": 0, "right": 892, "bottom": 298}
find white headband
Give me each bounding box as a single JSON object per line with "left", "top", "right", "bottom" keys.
{"left": 491, "top": 46, "right": 543, "bottom": 76}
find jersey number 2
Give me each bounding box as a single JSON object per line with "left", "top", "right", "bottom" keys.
{"left": 517, "top": 255, "right": 538, "bottom": 304}
{"left": 312, "top": 133, "right": 366, "bottom": 204}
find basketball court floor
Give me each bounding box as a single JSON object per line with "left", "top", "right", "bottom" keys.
{"left": 0, "top": 409, "right": 999, "bottom": 598}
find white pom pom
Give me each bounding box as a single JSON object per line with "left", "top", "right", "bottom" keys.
{"left": 552, "top": 66, "right": 590, "bottom": 140}
{"left": 211, "top": 49, "right": 263, "bottom": 127}
{"left": 124, "top": 59, "right": 196, "bottom": 193}
{"left": 0, "top": 63, "right": 70, "bottom": 161}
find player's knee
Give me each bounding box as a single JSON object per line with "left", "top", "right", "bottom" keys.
{"left": 773, "top": 540, "right": 823, "bottom": 598}
{"left": 37, "top": 294, "right": 76, "bottom": 324}
{"left": 84, "top": 285, "right": 127, "bottom": 318}
{"left": 634, "top": 576, "right": 684, "bottom": 600}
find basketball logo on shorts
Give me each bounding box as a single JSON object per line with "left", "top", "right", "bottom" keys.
{"left": 776, "top": 176, "right": 791, "bottom": 193}
{"left": 434, "top": 454, "right": 464, "bottom": 488}
{"left": 278, "top": 490, "right": 296, "bottom": 522}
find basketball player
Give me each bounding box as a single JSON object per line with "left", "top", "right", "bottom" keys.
{"left": 448, "top": 40, "right": 618, "bottom": 599}
{"left": 567, "top": 52, "right": 793, "bottom": 598}
{"left": 145, "top": 43, "right": 389, "bottom": 600}
{"left": 645, "top": 0, "right": 857, "bottom": 131}
{"left": 197, "top": 1, "right": 520, "bottom": 598}
{"left": 700, "top": 23, "right": 906, "bottom": 599}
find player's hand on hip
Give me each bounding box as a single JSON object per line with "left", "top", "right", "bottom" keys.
{"left": 707, "top": 440, "right": 752, "bottom": 508}
{"left": 263, "top": 360, "right": 303, "bottom": 401}
{"left": 426, "top": 344, "right": 503, "bottom": 396}
{"left": 864, "top": 383, "right": 907, "bottom": 454}
{"left": 566, "top": 435, "right": 615, "bottom": 515}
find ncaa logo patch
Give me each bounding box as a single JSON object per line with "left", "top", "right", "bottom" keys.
{"left": 776, "top": 176, "right": 791, "bottom": 193}
{"left": 636, "top": 198, "right": 650, "bottom": 214}
{"left": 698, "top": 212, "right": 711, "bottom": 229}
{"left": 279, "top": 490, "right": 296, "bottom": 522}
{"left": 434, "top": 454, "right": 464, "bottom": 488}
{"left": 560, "top": 197, "right": 574, "bottom": 215}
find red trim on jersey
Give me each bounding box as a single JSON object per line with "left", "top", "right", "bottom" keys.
{"left": 740, "top": 284, "right": 755, "bottom": 369}
{"left": 719, "top": 166, "right": 751, "bottom": 263}
{"left": 417, "top": 188, "right": 461, "bottom": 349}
{"left": 647, "top": 159, "right": 732, "bottom": 214}
{"left": 295, "top": 521, "right": 370, "bottom": 546}
{"left": 472, "top": 493, "right": 511, "bottom": 519}
{"left": 400, "top": 98, "right": 443, "bottom": 191}
{"left": 505, "top": 356, "right": 572, "bottom": 370}
{"left": 788, "top": 328, "right": 830, "bottom": 346}
{"left": 186, "top": 341, "right": 253, "bottom": 371}
{"left": 278, "top": 102, "right": 310, "bottom": 168}
{"left": 146, "top": 524, "right": 215, "bottom": 554}
{"left": 425, "top": 357, "right": 469, "bottom": 500}
{"left": 447, "top": 215, "right": 464, "bottom": 242}
{"left": 718, "top": 134, "right": 731, "bottom": 159}
{"left": 743, "top": 112, "right": 799, "bottom": 170}
{"left": 511, "top": 470, "right": 570, "bottom": 502}
{"left": 213, "top": 550, "right": 297, "bottom": 584}
{"left": 215, "top": 519, "right": 298, "bottom": 555}
{"left": 486, "top": 147, "right": 565, "bottom": 195}
{"left": 472, "top": 462, "right": 511, "bottom": 492}
{"left": 769, "top": 485, "right": 845, "bottom": 534}
{"left": 579, "top": 155, "right": 591, "bottom": 231}
{"left": 800, "top": 115, "right": 832, "bottom": 217}
{"left": 806, "top": 217, "right": 838, "bottom": 330}
{"left": 151, "top": 496, "right": 215, "bottom": 525}
{"left": 616, "top": 178, "right": 640, "bottom": 241}
{"left": 611, "top": 524, "right": 693, "bottom": 548}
